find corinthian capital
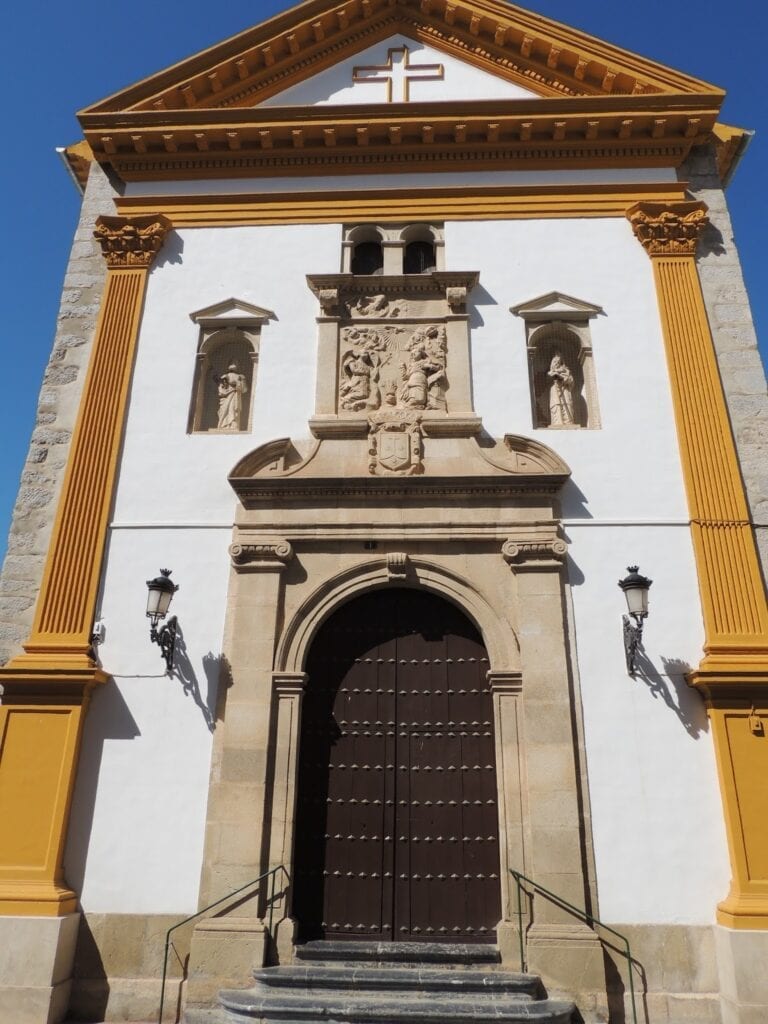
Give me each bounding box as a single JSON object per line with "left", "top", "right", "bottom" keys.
{"left": 626, "top": 201, "right": 709, "bottom": 257}
{"left": 93, "top": 214, "right": 172, "bottom": 268}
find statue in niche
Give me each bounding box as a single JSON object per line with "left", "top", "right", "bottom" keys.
{"left": 339, "top": 329, "right": 383, "bottom": 411}
{"left": 400, "top": 325, "right": 447, "bottom": 411}
{"left": 214, "top": 363, "right": 248, "bottom": 430}
{"left": 546, "top": 352, "right": 575, "bottom": 426}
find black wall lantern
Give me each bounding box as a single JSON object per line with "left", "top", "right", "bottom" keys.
{"left": 618, "top": 565, "right": 652, "bottom": 676}
{"left": 146, "top": 569, "right": 179, "bottom": 672}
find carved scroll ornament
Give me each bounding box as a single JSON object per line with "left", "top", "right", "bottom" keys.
{"left": 626, "top": 201, "right": 709, "bottom": 257}
{"left": 502, "top": 537, "right": 567, "bottom": 568}
{"left": 229, "top": 540, "right": 294, "bottom": 571}
{"left": 93, "top": 214, "right": 172, "bottom": 268}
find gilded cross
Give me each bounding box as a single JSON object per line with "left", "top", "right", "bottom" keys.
{"left": 352, "top": 46, "right": 444, "bottom": 102}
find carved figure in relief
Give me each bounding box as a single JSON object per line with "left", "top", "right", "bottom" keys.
{"left": 546, "top": 352, "right": 575, "bottom": 426}
{"left": 339, "top": 329, "right": 383, "bottom": 411}
{"left": 400, "top": 325, "right": 447, "bottom": 410}
{"left": 354, "top": 294, "right": 407, "bottom": 318}
{"left": 214, "top": 363, "right": 248, "bottom": 430}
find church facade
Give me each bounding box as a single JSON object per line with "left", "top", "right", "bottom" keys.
{"left": 1, "top": 2, "right": 767, "bottom": 1023}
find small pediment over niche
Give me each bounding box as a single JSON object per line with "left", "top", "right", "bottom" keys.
{"left": 190, "top": 298, "right": 277, "bottom": 328}
{"left": 510, "top": 292, "right": 604, "bottom": 322}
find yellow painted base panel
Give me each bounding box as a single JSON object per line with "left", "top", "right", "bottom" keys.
{"left": 0, "top": 881, "right": 78, "bottom": 917}
{"left": 717, "top": 894, "right": 768, "bottom": 930}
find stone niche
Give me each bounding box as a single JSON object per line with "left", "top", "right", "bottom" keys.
{"left": 510, "top": 291, "right": 604, "bottom": 430}
{"left": 306, "top": 271, "right": 481, "bottom": 445}
{"left": 187, "top": 298, "right": 276, "bottom": 434}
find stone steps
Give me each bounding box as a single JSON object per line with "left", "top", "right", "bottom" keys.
{"left": 217, "top": 941, "right": 577, "bottom": 1024}
{"left": 252, "top": 964, "right": 540, "bottom": 998}
{"left": 294, "top": 941, "right": 502, "bottom": 967}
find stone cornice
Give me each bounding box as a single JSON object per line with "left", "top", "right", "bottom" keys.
{"left": 80, "top": 95, "right": 719, "bottom": 181}
{"left": 232, "top": 475, "right": 563, "bottom": 509}
{"left": 626, "top": 200, "right": 709, "bottom": 258}
{"left": 306, "top": 271, "right": 478, "bottom": 310}
{"left": 93, "top": 214, "right": 172, "bottom": 268}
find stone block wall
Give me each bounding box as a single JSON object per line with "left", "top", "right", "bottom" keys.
{"left": 0, "top": 163, "right": 116, "bottom": 665}
{"left": 685, "top": 144, "right": 768, "bottom": 586}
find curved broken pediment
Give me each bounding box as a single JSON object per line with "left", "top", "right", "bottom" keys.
{"left": 229, "top": 430, "right": 570, "bottom": 510}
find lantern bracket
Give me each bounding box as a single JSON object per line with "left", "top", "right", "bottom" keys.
{"left": 151, "top": 615, "right": 178, "bottom": 674}
{"left": 622, "top": 612, "right": 646, "bottom": 676}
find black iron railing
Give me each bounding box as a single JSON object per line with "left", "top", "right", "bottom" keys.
{"left": 510, "top": 868, "right": 638, "bottom": 1024}
{"left": 158, "top": 864, "right": 286, "bottom": 1024}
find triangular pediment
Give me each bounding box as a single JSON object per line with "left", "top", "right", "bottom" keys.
{"left": 74, "top": 0, "right": 727, "bottom": 184}
{"left": 190, "top": 298, "right": 277, "bottom": 326}
{"left": 510, "top": 291, "right": 604, "bottom": 321}
{"left": 80, "top": 0, "right": 722, "bottom": 117}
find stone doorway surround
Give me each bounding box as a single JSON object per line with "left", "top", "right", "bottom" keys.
{"left": 187, "top": 425, "right": 607, "bottom": 1021}
{"left": 185, "top": 263, "right": 606, "bottom": 1020}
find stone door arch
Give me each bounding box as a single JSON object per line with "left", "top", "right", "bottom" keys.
{"left": 292, "top": 587, "right": 501, "bottom": 943}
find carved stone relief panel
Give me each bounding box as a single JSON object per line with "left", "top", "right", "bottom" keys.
{"left": 307, "top": 271, "right": 479, "bottom": 431}
{"left": 339, "top": 323, "right": 447, "bottom": 413}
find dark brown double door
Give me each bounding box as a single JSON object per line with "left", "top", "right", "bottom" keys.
{"left": 293, "top": 589, "right": 501, "bottom": 943}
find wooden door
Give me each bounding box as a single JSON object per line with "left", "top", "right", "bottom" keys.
{"left": 293, "top": 589, "right": 501, "bottom": 943}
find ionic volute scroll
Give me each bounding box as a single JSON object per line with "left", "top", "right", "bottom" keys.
{"left": 229, "top": 539, "right": 294, "bottom": 572}
{"left": 502, "top": 532, "right": 568, "bottom": 570}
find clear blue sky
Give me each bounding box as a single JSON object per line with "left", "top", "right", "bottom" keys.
{"left": 1, "top": 1, "right": 765, "bottom": 567}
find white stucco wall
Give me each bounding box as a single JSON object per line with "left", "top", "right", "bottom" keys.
{"left": 259, "top": 34, "right": 539, "bottom": 106}
{"left": 71, "top": 207, "right": 731, "bottom": 923}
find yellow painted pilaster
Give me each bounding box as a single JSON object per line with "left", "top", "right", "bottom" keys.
{"left": 0, "top": 214, "right": 171, "bottom": 915}
{"left": 627, "top": 201, "right": 768, "bottom": 929}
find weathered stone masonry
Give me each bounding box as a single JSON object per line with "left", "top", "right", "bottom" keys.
{"left": 684, "top": 143, "right": 768, "bottom": 586}
{"left": 0, "top": 164, "right": 117, "bottom": 665}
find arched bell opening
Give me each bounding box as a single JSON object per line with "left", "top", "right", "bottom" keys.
{"left": 292, "top": 586, "right": 501, "bottom": 944}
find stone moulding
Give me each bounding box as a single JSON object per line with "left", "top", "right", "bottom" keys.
{"left": 228, "top": 432, "right": 571, "bottom": 508}
{"left": 307, "top": 271, "right": 480, "bottom": 305}
{"left": 502, "top": 534, "right": 568, "bottom": 570}
{"left": 229, "top": 540, "right": 294, "bottom": 572}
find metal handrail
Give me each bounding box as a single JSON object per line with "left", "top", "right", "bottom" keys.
{"left": 510, "top": 868, "right": 637, "bottom": 1024}
{"left": 158, "top": 864, "right": 286, "bottom": 1024}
